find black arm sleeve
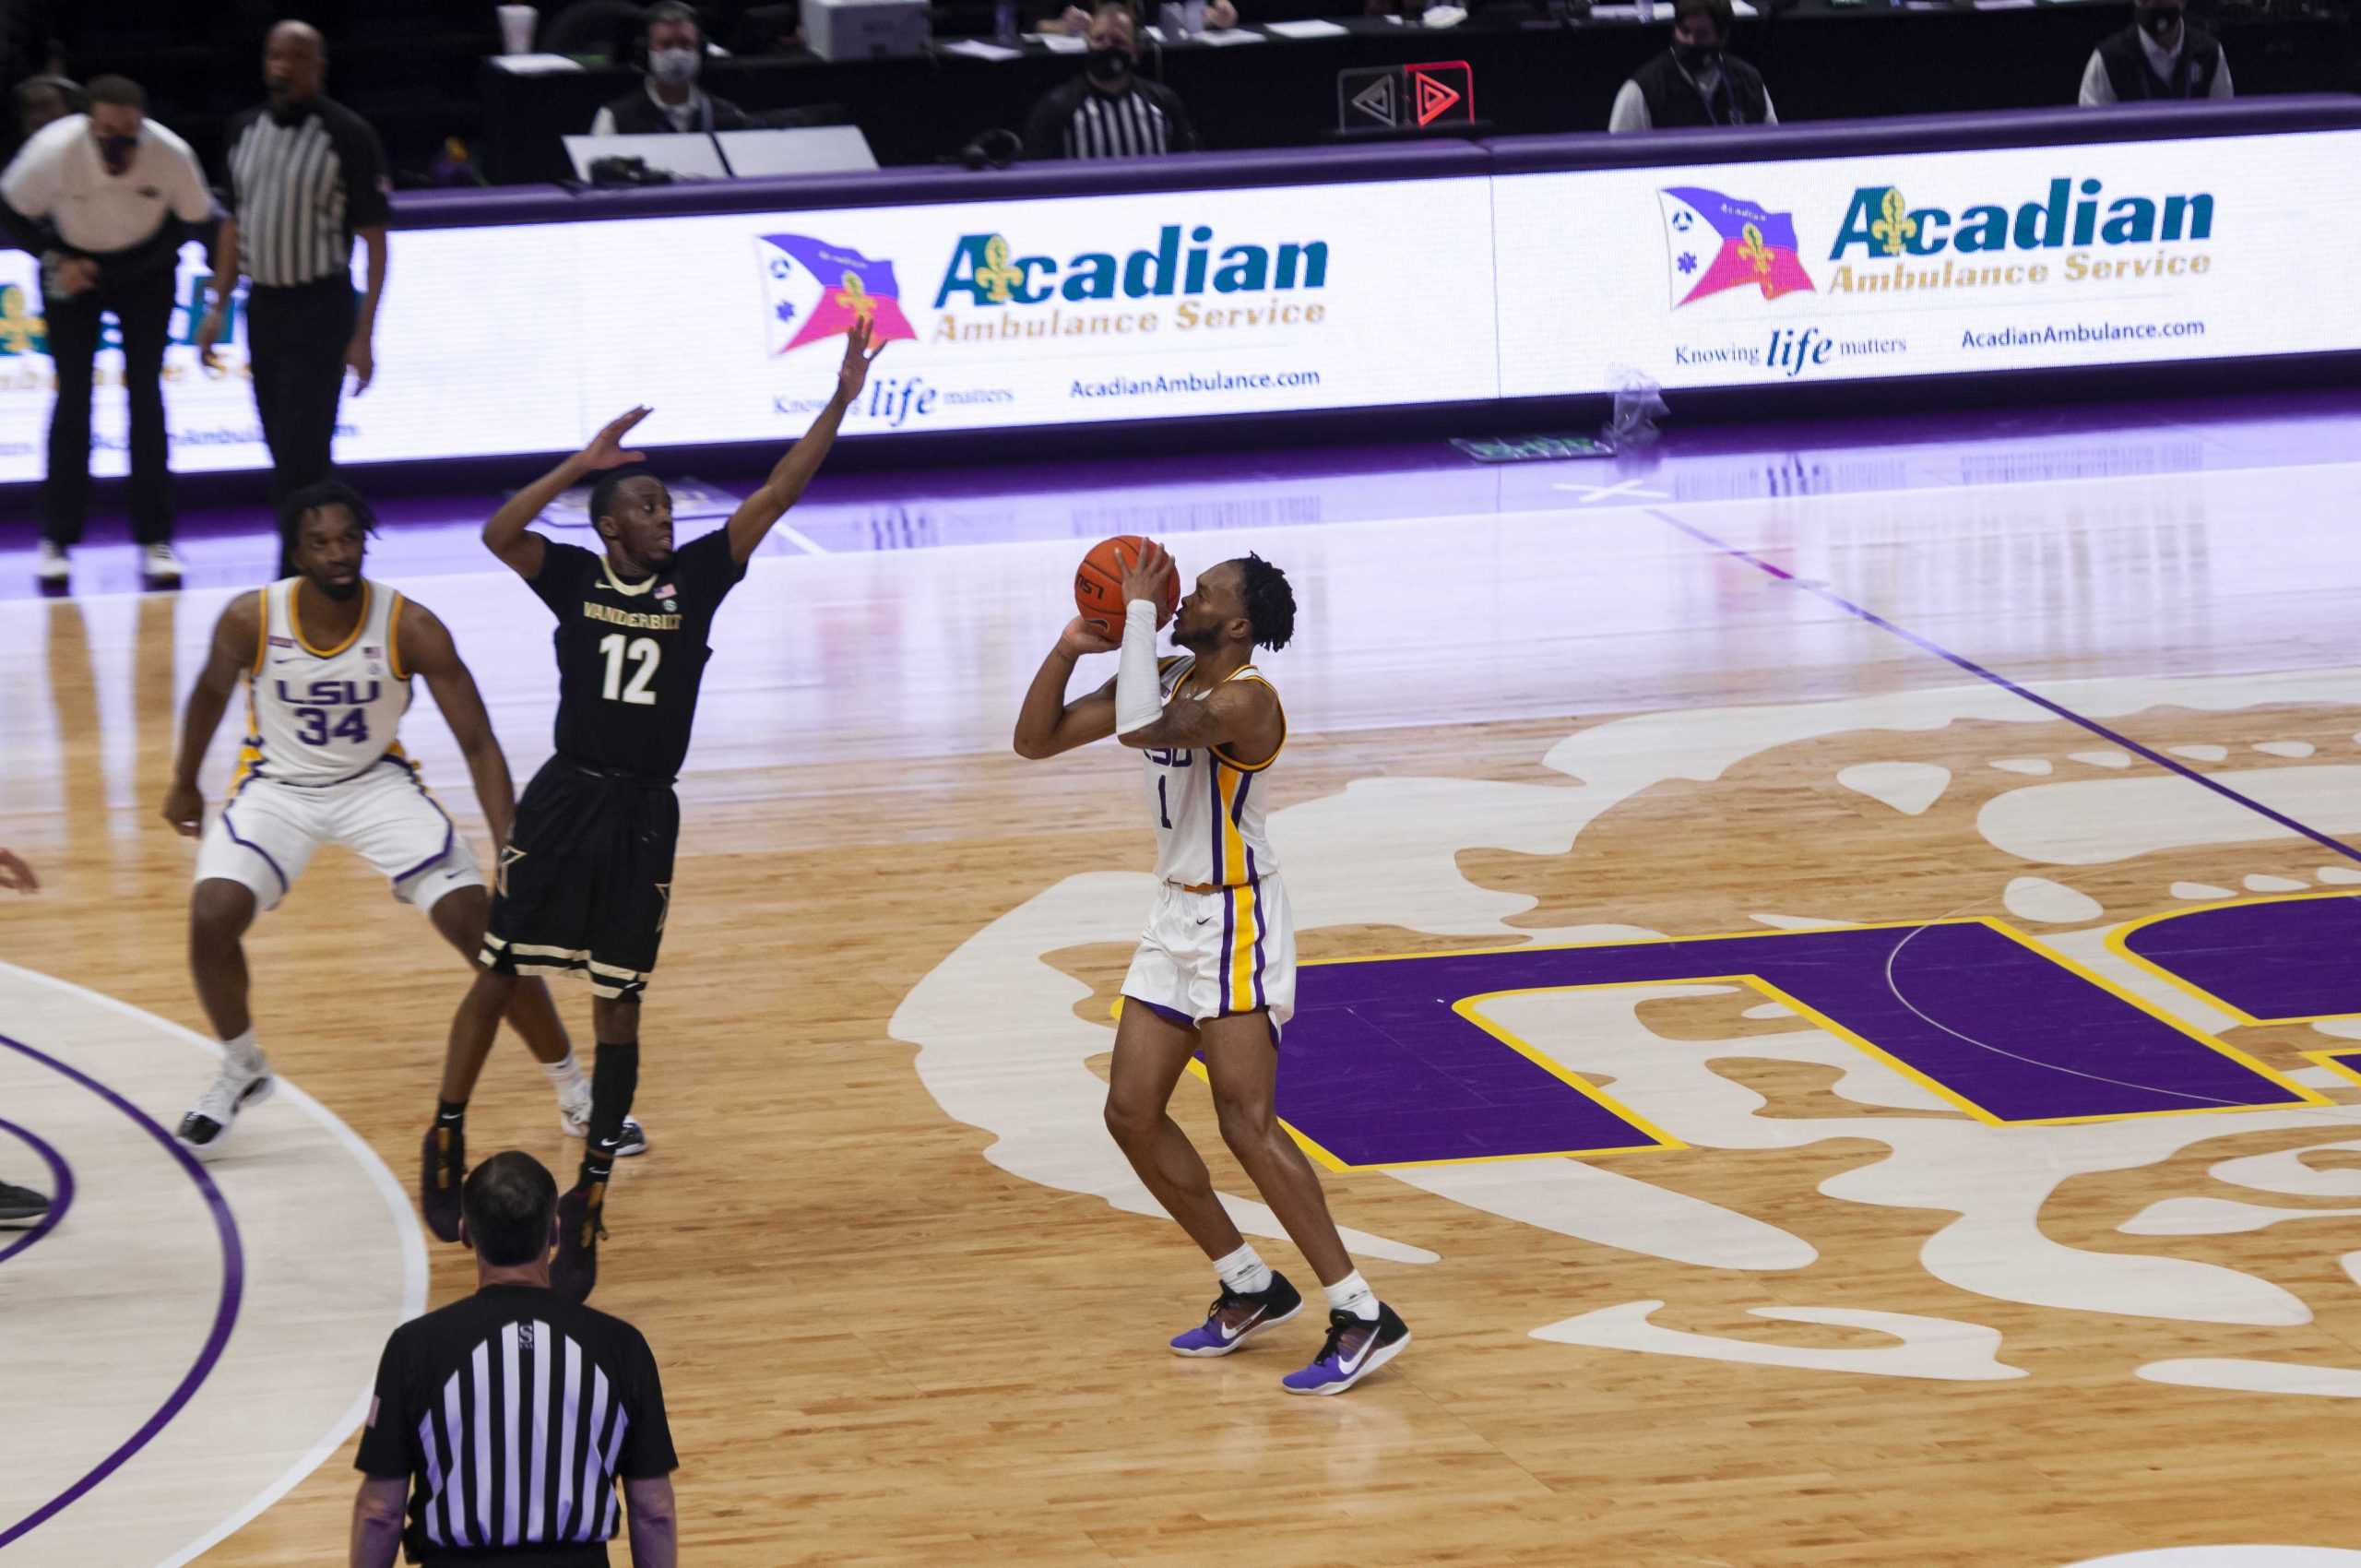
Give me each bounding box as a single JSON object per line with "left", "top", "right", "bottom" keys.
{"left": 1153, "top": 82, "right": 1199, "bottom": 152}
{"left": 528, "top": 540, "right": 597, "bottom": 613}
{"left": 676, "top": 528, "right": 750, "bottom": 602}
{"left": 618, "top": 1330, "right": 680, "bottom": 1478}
{"left": 330, "top": 108, "right": 393, "bottom": 229}
{"left": 352, "top": 1330, "right": 416, "bottom": 1479}
{"left": 1022, "top": 82, "right": 1079, "bottom": 161}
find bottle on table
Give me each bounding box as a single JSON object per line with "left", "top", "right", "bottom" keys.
{"left": 994, "top": 0, "right": 1018, "bottom": 42}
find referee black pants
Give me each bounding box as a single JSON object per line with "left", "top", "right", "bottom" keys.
{"left": 246, "top": 276, "right": 354, "bottom": 576}
{"left": 42, "top": 260, "right": 177, "bottom": 547}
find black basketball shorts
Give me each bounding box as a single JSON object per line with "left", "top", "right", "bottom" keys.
{"left": 481, "top": 758, "right": 680, "bottom": 1003}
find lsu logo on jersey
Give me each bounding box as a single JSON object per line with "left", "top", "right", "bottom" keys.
{"left": 272, "top": 679, "right": 381, "bottom": 707}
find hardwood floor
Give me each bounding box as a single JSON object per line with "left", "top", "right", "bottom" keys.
{"left": 6, "top": 439, "right": 2361, "bottom": 1567}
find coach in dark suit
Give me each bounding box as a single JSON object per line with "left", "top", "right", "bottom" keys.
{"left": 353, "top": 1151, "right": 679, "bottom": 1568}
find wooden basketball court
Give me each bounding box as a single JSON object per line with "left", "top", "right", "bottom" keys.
{"left": 6, "top": 405, "right": 2361, "bottom": 1567}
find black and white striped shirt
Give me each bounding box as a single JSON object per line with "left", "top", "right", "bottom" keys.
{"left": 1023, "top": 77, "right": 1199, "bottom": 161}
{"left": 223, "top": 96, "right": 390, "bottom": 288}
{"left": 357, "top": 1285, "right": 676, "bottom": 1564}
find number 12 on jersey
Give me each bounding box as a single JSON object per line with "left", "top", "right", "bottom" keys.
{"left": 598, "top": 634, "right": 661, "bottom": 705}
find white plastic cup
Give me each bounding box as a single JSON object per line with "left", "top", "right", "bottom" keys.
{"left": 1182, "top": 0, "right": 1205, "bottom": 32}
{"left": 497, "top": 5, "right": 538, "bottom": 53}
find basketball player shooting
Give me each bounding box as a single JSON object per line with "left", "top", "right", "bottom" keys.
{"left": 160, "top": 482, "right": 603, "bottom": 1156}
{"left": 422, "top": 320, "right": 884, "bottom": 1301}
{"left": 1013, "top": 540, "right": 1411, "bottom": 1395}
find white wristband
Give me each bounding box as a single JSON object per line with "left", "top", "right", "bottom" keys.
{"left": 1114, "top": 599, "right": 1163, "bottom": 736}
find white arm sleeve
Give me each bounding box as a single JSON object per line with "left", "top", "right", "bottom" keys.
{"left": 1114, "top": 601, "right": 1163, "bottom": 737}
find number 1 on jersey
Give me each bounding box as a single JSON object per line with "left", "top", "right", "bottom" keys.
{"left": 598, "top": 634, "right": 661, "bottom": 706}
{"left": 1157, "top": 775, "right": 1171, "bottom": 829}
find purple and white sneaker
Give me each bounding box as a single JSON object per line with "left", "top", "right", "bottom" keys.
{"left": 1280, "top": 1303, "right": 1411, "bottom": 1395}
{"left": 1169, "top": 1272, "right": 1304, "bottom": 1357}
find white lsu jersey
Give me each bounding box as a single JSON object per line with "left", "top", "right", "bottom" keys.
{"left": 234, "top": 578, "right": 414, "bottom": 790}
{"left": 1142, "top": 656, "right": 1285, "bottom": 888}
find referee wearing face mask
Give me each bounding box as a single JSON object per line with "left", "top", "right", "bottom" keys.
{"left": 1022, "top": 2, "right": 1199, "bottom": 161}
{"left": 1608, "top": 0, "right": 1778, "bottom": 133}
{"left": 587, "top": 4, "right": 752, "bottom": 136}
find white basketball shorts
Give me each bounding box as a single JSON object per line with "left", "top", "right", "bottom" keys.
{"left": 196, "top": 758, "right": 484, "bottom": 914}
{"left": 1121, "top": 874, "right": 1296, "bottom": 1031}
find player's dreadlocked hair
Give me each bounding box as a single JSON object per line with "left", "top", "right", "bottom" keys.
{"left": 278, "top": 478, "right": 380, "bottom": 540}
{"left": 1237, "top": 553, "right": 1296, "bottom": 652}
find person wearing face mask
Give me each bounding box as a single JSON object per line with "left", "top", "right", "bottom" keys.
{"left": 208, "top": 21, "right": 394, "bottom": 579}
{"left": 1608, "top": 0, "right": 1777, "bottom": 134}
{"left": 1022, "top": 2, "right": 1199, "bottom": 161}
{"left": 2079, "top": 0, "right": 2233, "bottom": 104}
{"left": 588, "top": 3, "right": 752, "bottom": 136}
{"left": 0, "top": 74, "right": 213, "bottom": 588}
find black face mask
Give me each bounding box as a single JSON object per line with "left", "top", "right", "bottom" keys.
{"left": 2140, "top": 6, "right": 2182, "bottom": 36}
{"left": 1085, "top": 47, "right": 1131, "bottom": 85}
{"left": 97, "top": 134, "right": 137, "bottom": 173}
{"left": 1671, "top": 42, "right": 1722, "bottom": 72}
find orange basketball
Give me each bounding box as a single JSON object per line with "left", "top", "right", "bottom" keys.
{"left": 1074, "top": 535, "right": 1180, "bottom": 639}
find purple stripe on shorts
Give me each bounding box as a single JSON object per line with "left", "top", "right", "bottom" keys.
{"left": 1125, "top": 995, "right": 1195, "bottom": 1031}
{"left": 219, "top": 806, "right": 290, "bottom": 897}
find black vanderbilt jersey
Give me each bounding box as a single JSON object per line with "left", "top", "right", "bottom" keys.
{"left": 526, "top": 531, "right": 747, "bottom": 781}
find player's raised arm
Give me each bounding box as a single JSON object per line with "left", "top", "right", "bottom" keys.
{"left": 397, "top": 600, "right": 518, "bottom": 849}
{"left": 161, "top": 591, "right": 266, "bottom": 837}
{"left": 1013, "top": 618, "right": 1124, "bottom": 760}
{"left": 483, "top": 407, "right": 653, "bottom": 580}
{"left": 723, "top": 320, "right": 884, "bottom": 565}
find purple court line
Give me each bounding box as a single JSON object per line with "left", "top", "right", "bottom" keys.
{"left": 1645, "top": 507, "right": 2361, "bottom": 866}
{"left": 0, "top": 1031, "right": 245, "bottom": 1553}
{"left": 0, "top": 1117, "right": 74, "bottom": 1268}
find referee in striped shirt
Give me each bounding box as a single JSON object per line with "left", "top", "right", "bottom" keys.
{"left": 1022, "top": 3, "right": 1199, "bottom": 160}
{"left": 196, "top": 21, "right": 392, "bottom": 577}
{"left": 353, "top": 1152, "right": 679, "bottom": 1568}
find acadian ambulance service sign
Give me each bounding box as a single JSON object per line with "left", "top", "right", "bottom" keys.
{"left": 1, "top": 130, "right": 2354, "bottom": 482}
{"left": 568, "top": 177, "right": 1501, "bottom": 453}
{"left": 1492, "top": 129, "right": 2361, "bottom": 392}
{"left": 0, "top": 177, "right": 1499, "bottom": 482}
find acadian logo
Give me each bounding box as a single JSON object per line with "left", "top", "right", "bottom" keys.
{"left": 1825, "top": 177, "right": 2216, "bottom": 295}
{"left": 930, "top": 225, "right": 1331, "bottom": 342}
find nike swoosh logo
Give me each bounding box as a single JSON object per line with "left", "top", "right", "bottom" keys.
{"left": 1219, "top": 1305, "right": 1266, "bottom": 1342}
{"left": 1196, "top": 917, "right": 1213, "bottom": 926}
{"left": 1336, "top": 1330, "right": 1377, "bottom": 1373}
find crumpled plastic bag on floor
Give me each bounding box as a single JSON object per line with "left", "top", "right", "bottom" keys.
{"left": 1604, "top": 366, "right": 1669, "bottom": 448}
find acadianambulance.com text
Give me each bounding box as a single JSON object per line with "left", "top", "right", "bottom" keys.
{"left": 1072, "top": 369, "right": 1323, "bottom": 399}
{"left": 1963, "top": 318, "right": 2205, "bottom": 350}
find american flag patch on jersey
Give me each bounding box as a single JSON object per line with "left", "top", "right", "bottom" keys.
{"left": 268, "top": 636, "right": 295, "bottom": 648}
{"left": 364, "top": 646, "right": 383, "bottom": 660}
